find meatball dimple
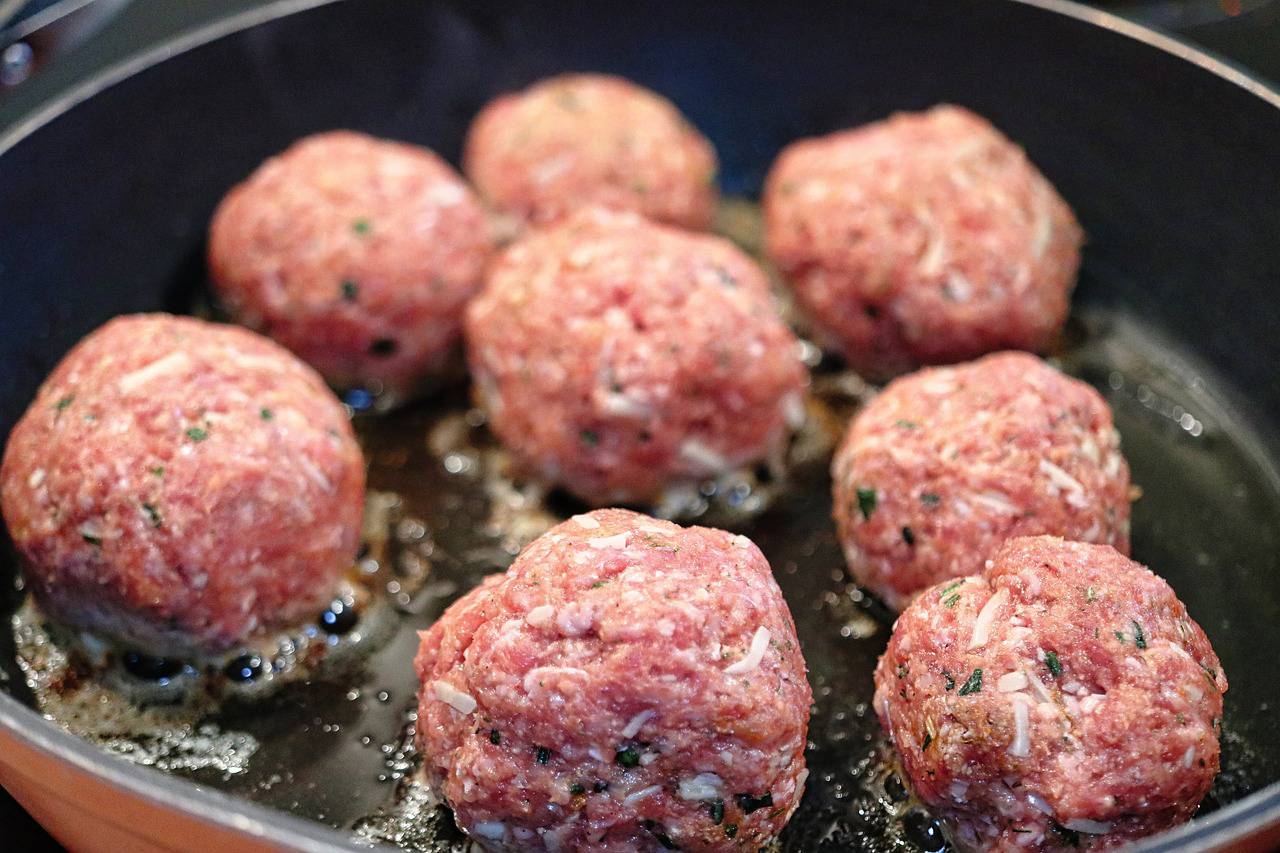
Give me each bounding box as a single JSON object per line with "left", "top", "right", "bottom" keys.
{"left": 464, "top": 74, "right": 719, "bottom": 230}
{"left": 0, "top": 314, "right": 365, "bottom": 656}
{"left": 832, "top": 351, "right": 1130, "bottom": 610}
{"left": 465, "top": 207, "right": 808, "bottom": 505}
{"left": 208, "top": 130, "right": 493, "bottom": 397}
{"left": 874, "top": 536, "right": 1226, "bottom": 852}
{"left": 415, "top": 508, "right": 812, "bottom": 852}
{"left": 764, "top": 105, "right": 1082, "bottom": 378}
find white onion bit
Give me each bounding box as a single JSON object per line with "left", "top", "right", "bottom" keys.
{"left": 572, "top": 514, "right": 600, "bottom": 530}
{"left": 432, "top": 680, "right": 477, "bottom": 714}
{"left": 969, "top": 588, "right": 1008, "bottom": 650}
{"left": 725, "top": 626, "right": 771, "bottom": 675}
{"left": 587, "top": 532, "right": 630, "bottom": 550}
{"left": 621, "top": 710, "right": 655, "bottom": 739}
{"left": 1008, "top": 695, "right": 1031, "bottom": 757}
{"left": 998, "top": 671, "right": 1029, "bottom": 693}
{"left": 1063, "top": 818, "right": 1113, "bottom": 835}
{"left": 623, "top": 785, "right": 662, "bottom": 806}
{"left": 678, "top": 773, "right": 723, "bottom": 801}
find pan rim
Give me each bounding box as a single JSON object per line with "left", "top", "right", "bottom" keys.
{"left": 0, "top": 0, "right": 1277, "bottom": 851}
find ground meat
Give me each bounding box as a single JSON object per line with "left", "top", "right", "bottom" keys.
{"left": 208, "top": 130, "right": 493, "bottom": 398}
{"left": 763, "top": 105, "right": 1082, "bottom": 379}
{"left": 414, "top": 508, "right": 811, "bottom": 852}
{"left": 874, "top": 536, "right": 1226, "bottom": 851}
{"left": 832, "top": 351, "right": 1129, "bottom": 611}
{"left": 0, "top": 314, "right": 365, "bottom": 656}
{"left": 464, "top": 74, "right": 718, "bottom": 230}
{"left": 465, "top": 207, "right": 808, "bottom": 505}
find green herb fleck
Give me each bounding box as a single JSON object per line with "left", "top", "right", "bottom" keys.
{"left": 259, "top": 408, "right": 274, "bottom": 421}
{"left": 1044, "top": 650, "right": 1062, "bottom": 677}
{"left": 340, "top": 279, "right": 359, "bottom": 301}
{"left": 921, "top": 732, "right": 933, "bottom": 750}
{"left": 55, "top": 395, "right": 75, "bottom": 412}
{"left": 185, "top": 426, "right": 209, "bottom": 442}
{"left": 942, "top": 669, "right": 956, "bottom": 691}
{"left": 943, "top": 593, "right": 962, "bottom": 608}
{"left": 81, "top": 532, "right": 101, "bottom": 546}
{"left": 958, "top": 668, "right": 984, "bottom": 696}
{"left": 896, "top": 663, "right": 908, "bottom": 679}
{"left": 631, "top": 180, "right": 649, "bottom": 195}
{"left": 141, "top": 502, "right": 163, "bottom": 529}
{"left": 894, "top": 419, "right": 918, "bottom": 429}
{"left": 938, "top": 580, "right": 963, "bottom": 599}
{"left": 708, "top": 798, "right": 725, "bottom": 824}
{"left": 1132, "top": 620, "right": 1147, "bottom": 649}
{"left": 1114, "top": 630, "right": 1127, "bottom": 643}
{"left": 489, "top": 729, "right": 501, "bottom": 745}
{"left": 735, "top": 792, "right": 773, "bottom": 814}
{"left": 902, "top": 526, "right": 915, "bottom": 546}
{"left": 643, "top": 821, "right": 678, "bottom": 849}
{"left": 580, "top": 428, "right": 599, "bottom": 447}
{"left": 920, "top": 492, "right": 941, "bottom": 506}
{"left": 590, "top": 580, "right": 609, "bottom": 589}
{"left": 150, "top": 466, "right": 165, "bottom": 478}
{"left": 615, "top": 746, "right": 640, "bottom": 767}
{"left": 569, "top": 782, "right": 585, "bottom": 796}
{"left": 724, "top": 825, "right": 738, "bottom": 839}
{"left": 535, "top": 746, "right": 550, "bottom": 765}
{"left": 352, "top": 218, "right": 372, "bottom": 235}
{"left": 856, "top": 487, "right": 878, "bottom": 520}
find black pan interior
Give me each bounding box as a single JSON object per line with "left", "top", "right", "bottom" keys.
{"left": 0, "top": 1, "right": 1278, "bottom": 851}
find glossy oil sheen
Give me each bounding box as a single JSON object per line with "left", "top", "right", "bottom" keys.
{"left": 0, "top": 1, "right": 1277, "bottom": 851}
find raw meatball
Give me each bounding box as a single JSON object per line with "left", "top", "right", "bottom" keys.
{"left": 0, "top": 314, "right": 365, "bottom": 656}
{"left": 464, "top": 74, "right": 718, "bottom": 230}
{"left": 833, "top": 351, "right": 1129, "bottom": 611}
{"left": 874, "top": 536, "right": 1227, "bottom": 851}
{"left": 208, "top": 130, "right": 493, "bottom": 398}
{"left": 465, "top": 207, "right": 808, "bottom": 505}
{"left": 414, "top": 508, "right": 812, "bottom": 852}
{"left": 764, "top": 105, "right": 1083, "bottom": 378}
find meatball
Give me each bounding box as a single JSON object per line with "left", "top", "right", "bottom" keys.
{"left": 464, "top": 74, "right": 718, "bottom": 230}
{"left": 414, "top": 508, "right": 812, "bottom": 852}
{"left": 874, "top": 536, "right": 1227, "bottom": 851}
{"left": 832, "top": 351, "right": 1129, "bottom": 611}
{"left": 764, "top": 105, "right": 1083, "bottom": 378}
{"left": 0, "top": 314, "right": 365, "bottom": 656}
{"left": 208, "top": 130, "right": 493, "bottom": 397}
{"left": 465, "top": 207, "right": 808, "bottom": 505}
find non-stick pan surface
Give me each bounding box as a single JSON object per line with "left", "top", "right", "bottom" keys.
{"left": 1, "top": 1, "right": 1279, "bottom": 851}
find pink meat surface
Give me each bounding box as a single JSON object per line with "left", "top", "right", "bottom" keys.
{"left": 414, "top": 508, "right": 812, "bottom": 851}
{"left": 874, "top": 536, "right": 1226, "bottom": 851}
{"left": 764, "top": 105, "right": 1082, "bottom": 379}
{"left": 0, "top": 314, "right": 365, "bottom": 656}
{"left": 465, "top": 207, "right": 808, "bottom": 505}
{"left": 833, "top": 351, "right": 1130, "bottom": 610}
{"left": 209, "top": 130, "right": 493, "bottom": 396}
{"left": 464, "top": 74, "right": 718, "bottom": 230}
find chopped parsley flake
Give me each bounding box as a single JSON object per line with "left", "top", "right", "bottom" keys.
{"left": 489, "top": 729, "right": 501, "bottom": 745}
{"left": 569, "top": 782, "right": 585, "bottom": 796}
{"left": 856, "top": 487, "right": 877, "bottom": 520}
{"left": 708, "top": 798, "right": 725, "bottom": 824}
{"left": 141, "top": 502, "right": 163, "bottom": 529}
{"left": 185, "top": 426, "right": 209, "bottom": 442}
{"left": 590, "top": 580, "right": 609, "bottom": 589}
{"left": 81, "top": 532, "right": 101, "bottom": 546}
{"left": 902, "top": 526, "right": 915, "bottom": 546}
{"left": 1044, "top": 650, "right": 1062, "bottom": 677}
{"left": 340, "top": 279, "right": 359, "bottom": 301}
{"left": 352, "top": 218, "right": 372, "bottom": 235}
{"left": 943, "top": 594, "right": 962, "bottom": 608}
{"left": 55, "top": 395, "right": 75, "bottom": 412}
{"left": 260, "top": 408, "right": 273, "bottom": 421}
{"left": 958, "top": 668, "right": 984, "bottom": 695}
{"left": 894, "top": 419, "right": 918, "bottom": 429}
{"left": 942, "top": 669, "right": 955, "bottom": 691}
{"left": 580, "top": 428, "right": 599, "bottom": 447}
{"left": 921, "top": 492, "right": 941, "bottom": 506}
{"left": 1114, "top": 630, "right": 1127, "bottom": 643}
{"left": 615, "top": 746, "right": 640, "bottom": 767}
{"left": 535, "top": 746, "right": 550, "bottom": 765}
{"left": 921, "top": 731, "right": 933, "bottom": 750}
{"left": 735, "top": 792, "right": 773, "bottom": 814}
{"left": 896, "top": 662, "right": 908, "bottom": 679}
{"left": 150, "top": 466, "right": 165, "bottom": 478}
{"left": 1132, "top": 620, "right": 1147, "bottom": 649}
{"left": 938, "top": 580, "right": 963, "bottom": 599}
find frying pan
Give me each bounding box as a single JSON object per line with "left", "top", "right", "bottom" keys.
{"left": 1, "top": 0, "right": 1279, "bottom": 851}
